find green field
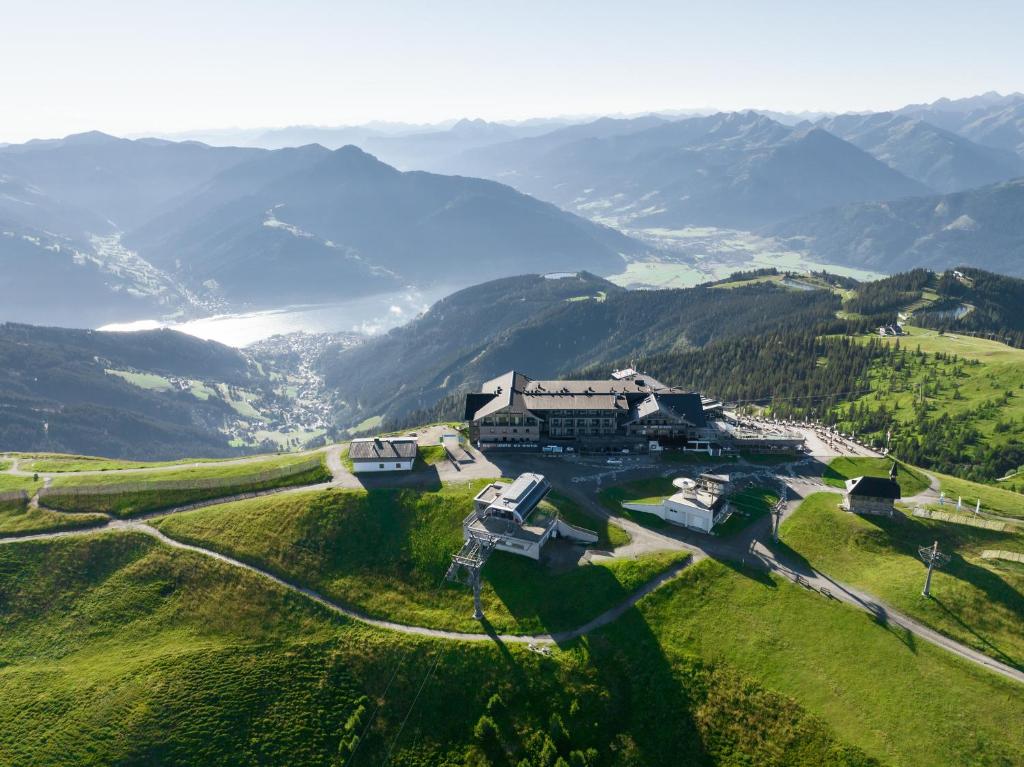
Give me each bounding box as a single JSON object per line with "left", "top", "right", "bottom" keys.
{"left": 875, "top": 326, "right": 1024, "bottom": 363}
{"left": 42, "top": 454, "right": 330, "bottom": 517}
{"left": 346, "top": 415, "right": 384, "bottom": 436}
{"left": 417, "top": 444, "right": 447, "bottom": 466}
{"left": 0, "top": 532, "right": 1019, "bottom": 765}
{"left": 0, "top": 474, "right": 44, "bottom": 495}
{"left": 632, "top": 559, "right": 1023, "bottom": 767}
{"left": 47, "top": 452, "right": 325, "bottom": 489}
{"left": 823, "top": 456, "right": 930, "bottom": 496}
{"left": 781, "top": 492, "right": 1024, "bottom": 670}
{"left": 18, "top": 453, "right": 238, "bottom": 473}
{"left": 554, "top": 491, "right": 630, "bottom": 549}
{"left": 933, "top": 470, "right": 1024, "bottom": 519}
{"left": 104, "top": 368, "right": 173, "bottom": 390}
{"left": 155, "top": 484, "right": 684, "bottom": 634}
{"left": 0, "top": 502, "right": 108, "bottom": 536}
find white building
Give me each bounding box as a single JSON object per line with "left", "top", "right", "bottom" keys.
{"left": 349, "top": 437, "right": 418, "bottom": 473}
{"left": 621, "top": 473, "right": 731, "bottom": 533}
{"left": 463, "top": 473, "right": 598, "bottom": 560}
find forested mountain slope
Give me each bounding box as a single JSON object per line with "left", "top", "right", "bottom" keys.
{"left": 0, "top": 324, "right": 268, "bottom": 458}
{"left": 322, "top": 272, "right": 844, "bottom": 428}
{"left": 771, "top": 178, "right": 1024, "bottom": 277}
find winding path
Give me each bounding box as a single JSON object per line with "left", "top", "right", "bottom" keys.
{"left": 1, "top": 448, "right": 1021, "bottom": 686}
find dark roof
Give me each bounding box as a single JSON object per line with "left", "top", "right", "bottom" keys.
{"left": 845, "top": 476, "right": 901, "bottom": 499}
{"left": 464, "top": 393, "right": 496, "bottom": 421}
{"left": 349, "top": 438, "right": 418, "bottom": 461}
{"left": 628, "top": 392, "right": 707, "bottom": 428}
{"left": 465, "top": 369, "right": 695, "bottom": 421}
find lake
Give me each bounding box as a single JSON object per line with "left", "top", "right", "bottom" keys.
{"left": 99, "top": 284, "right": 457, "bottom": 347}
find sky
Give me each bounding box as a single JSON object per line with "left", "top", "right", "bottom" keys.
{"left": 2, "top": 0, "right": 1023, "bottom": 143}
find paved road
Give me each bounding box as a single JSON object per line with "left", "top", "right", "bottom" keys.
{"left": 1, "top": 444, "right": 1021, "bottom": 685}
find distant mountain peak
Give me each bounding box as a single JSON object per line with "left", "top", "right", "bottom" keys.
{"left": 60, "top": 130, "right": 124, "bottom": 145}
{"left": 327, "top": 144, "right": 396, "bottom": 173}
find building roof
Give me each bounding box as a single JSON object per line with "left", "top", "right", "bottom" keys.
{"left": 473, "top": 472, "right": 551, "bottom": 524}
{"left": 467, "top": 370, "right": 693, "bottom": 420}
{"left": 700, "top": 473, "right": 731, "bottom": 484}
{"left": 629, "top": 392, "right": 707, "bottom": 428}
{"left": 844, "top": 476, "right": 901, "bottom": 499}
{"left": 349, "top": 437, "right": 418, "bottom": 461}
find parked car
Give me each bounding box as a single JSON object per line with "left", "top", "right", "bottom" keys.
{"left": 606, "top": 458, "right": 623, "bottom": 465}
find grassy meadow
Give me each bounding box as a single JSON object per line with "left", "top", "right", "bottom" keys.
{"left": 16, "top": 452, "right": 238, "bottom": 473}
{"left": 933, "top": 470, "right": 1024, "bottom": 519}
{"left": 780, "top": 492, "right": 1024, "bottom": 670}
{"left": 0, "top": 501, "right": 108, "bottom": 536}
{"left": 155, "top": 483, "right": 685, "bottom": 634}
{"left": 42, "top": 453, "right": 330, "bottom": 517}
{"left": 0, "top": 531, "right": 1020, "bottom": 765}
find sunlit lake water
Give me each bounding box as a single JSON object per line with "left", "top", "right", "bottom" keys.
{"left": 99, "top": 285, "right": 457, "bottom": 347}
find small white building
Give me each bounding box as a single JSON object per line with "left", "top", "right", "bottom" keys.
{"left": 622, "top": 473, "right": 731, "bottom": 533}
{"left": 349, "top": 437, "right": 418, "bottom": 473}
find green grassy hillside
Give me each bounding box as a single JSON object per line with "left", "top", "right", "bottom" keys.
{"left": 0, "top": 501, "right": 107, "bottom": 536}
{"left": 932, "top": 470, "right": 1024, "bottom": 519}
{"left": 1, "top": 533, "right": 1021, "bottom": 765}
{"left": 41, "top": 453, "right": 330, "bottom": 517}
{"left": 155, "top": 484, "right": 683, "bottom": 634}
{"left": 13, "top": 452, "right": 238, "bottom": 473}
{"left": 0, "top": 474, "right": 43, "bottom": 495}
{"left": 840, "top": 326, "right": 1024, "bottom": 480}
{"left": 781, "top": 492, "right": 1024, "bottom": 669}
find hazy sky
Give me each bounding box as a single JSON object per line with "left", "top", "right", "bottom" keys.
{"left": 2, "top": 0, "right": 1022, "bottom": 142}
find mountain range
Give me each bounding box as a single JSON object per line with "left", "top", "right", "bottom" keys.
{"left": 3, "top": 92, "right": 1024, "bottom": 328}
{"left": 816, "top": 112, "right": 1024, "bottom": 193}
{"left": 771, "top": 177, "right": 1024, "bottom": 276}
{"left": 0, "top": 134, "right": 640, "bottom": 324}
{"left": 440, "top": 111, "right": 931, "bottom": 229}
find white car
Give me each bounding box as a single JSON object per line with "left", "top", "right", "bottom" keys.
{"left": 606, "top": 458, "right": 623, "bottom": 465}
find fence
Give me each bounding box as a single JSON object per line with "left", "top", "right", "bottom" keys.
{"left": 0, "top": 489, "right": 29, "bottom": 506}
{"left": 38, "top": 455, "right": 326, "bottom": 503}
{"left": 981, "top": 550, "right": 1024, "bottom": 564}
{"left": 912, "top": 508, "right": 1007, "bottom": 531}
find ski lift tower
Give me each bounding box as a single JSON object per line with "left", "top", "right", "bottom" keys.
{"left": 446, "top": 534, "right": 500, "bottom": 621}
{"left": 918, "top": 540, "right": 951, "bottom": 598}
